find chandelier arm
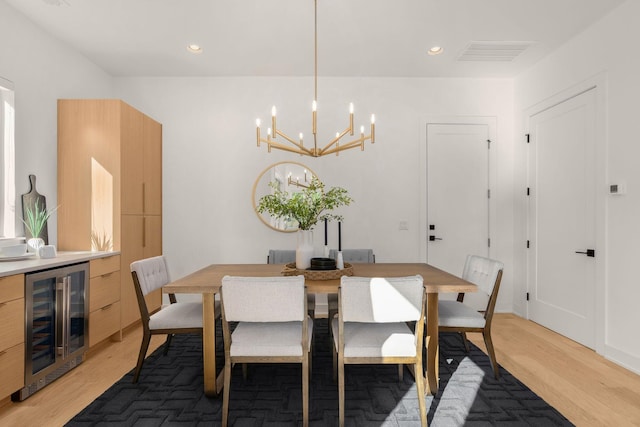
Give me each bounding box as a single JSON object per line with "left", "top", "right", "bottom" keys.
{"left": 318, "top": 127, "right": 351, "bottom": 153}
{"left": 274, "top": 130, "right": 315, "bottom": 155}
{"left": 321, "top": 138, "right": 367, "bottom": 156}
{"left": 266, "top": 140, "right": 316, "bottom": 156}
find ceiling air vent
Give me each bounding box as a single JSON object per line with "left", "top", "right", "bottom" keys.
{"left": 457, "top": 41, "right": 534, "bottom": 62}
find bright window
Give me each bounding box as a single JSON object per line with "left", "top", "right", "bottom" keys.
{"left": 0, "top": 77, "right": 15, "bottom": 238}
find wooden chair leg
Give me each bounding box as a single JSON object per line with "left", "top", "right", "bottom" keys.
{"left": 242, "top": 363, "right": 248, "bottom": 381}
{"left": 302, "top": 356, "right": 309, "bottom": 427}
{"left": 414, "top": 361, "right": 427, "bottom": 427}
{"left": 483, "top": 330, "right": 500, "bottom": 379}
{"left": 133, "top": 332, "right": 151, "bottom": 383}
{"left": 332, "top": 344, "right": 338, "bottom": 383}
{"left": 460, "top": 331, "right": 470, "bottom": 352}
{"left": 338, "top": 355, "right": 345, "bottom": 427}
{"left": 164, "top": 333, "right": 173, "bottom": 355}
{"left": 222, "top": 358, "right": 232, "bottom": 427}
{"left": 397, "top": 364, "right": 404, "bottom": 382}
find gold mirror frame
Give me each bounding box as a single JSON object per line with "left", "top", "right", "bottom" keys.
{"left": 252, "top": 161, "right": 318, "bottom": 233}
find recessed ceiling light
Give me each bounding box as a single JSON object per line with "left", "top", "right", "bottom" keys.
{"left": 428, "top": 46, "right": 443, "bottom": 56}
{"left": 187, "top": 44, "right": 203, "bottom": 54}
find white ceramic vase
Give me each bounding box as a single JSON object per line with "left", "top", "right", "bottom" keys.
{"left": 27, "top": 237, "right": 45, "bottom": 254}
{"left": 296, "top": 229, "right": 314, "bottom": 270}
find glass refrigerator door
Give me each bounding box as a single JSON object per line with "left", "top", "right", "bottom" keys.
{"left": 30, "top": 277, "right": 56, "bottom": 375}
{"left": 67, "top": 269, "right": 87, "bottom": 355}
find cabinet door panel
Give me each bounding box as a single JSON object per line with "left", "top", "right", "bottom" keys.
{"left": 0, "top": 343, "right": 24, "bottom": 399}
{"left": 89, "top": 301, "right": 121, "bottom": 347}
{"left": 143, "top": 116, "right": 162, "bottom": 216}
{"left": 121, "top": 215, "right": 144, "bottom": 327}
{"left": 121, "top": 104, "right": 144, "bottom": 215}
{"left": 143, "top": 215, "right": 162, "bottom": 258}
{"left": 143, "top": 215, "right": 162, "bottom": 313}
{"left": 0, "top": 298, "right": 24, "bottom": 350}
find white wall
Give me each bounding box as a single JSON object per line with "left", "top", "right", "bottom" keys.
{"left": 0, "top": 1, "right": 113, "bottom": 243}
{"left": 514, "top": 0, "right": 640, "bottom": 373}
{"left": 114, "top": 76, "right": 515, "bottom": 311}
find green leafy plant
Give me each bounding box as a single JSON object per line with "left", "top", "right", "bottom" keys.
{"left": 22, "top": 200, "right": 58, "bottom": 239}
{"left": 257, "top": 177, "right": 353, "bottom": 230}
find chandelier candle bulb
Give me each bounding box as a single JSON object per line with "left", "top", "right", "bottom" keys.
{"left": 349, "top": 103, "right": 354, "bottom": 135}
{"left": 256, "top": 119, "right": 261, "bottom": 146}
{"left": 371, "top": 114, "right": 375, "bottom": 143}
{"left": 312, "top": 100, "right": 317, "bottom": 134}
{"left": 271, "top": 106, "right": 277, "bottom": 137}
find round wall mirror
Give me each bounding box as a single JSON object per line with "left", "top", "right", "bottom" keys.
{"left": 252, "top": 161, "right": 317, "bottom": 232}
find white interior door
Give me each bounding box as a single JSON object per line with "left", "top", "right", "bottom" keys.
{"left": 527, "top": 88, "right": 596, "bottom": 349}
{"left": 426, "top": 123, "right": 490, "bottom": 307}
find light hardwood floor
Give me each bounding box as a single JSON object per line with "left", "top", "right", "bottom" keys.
{"left": 1, "top": 314, "right": 639, "bottom": 426}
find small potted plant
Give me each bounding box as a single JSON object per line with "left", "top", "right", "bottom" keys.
{"left": 257, "top": 177, "right": 352, "bottom": 269}
{"left": 22, "top": 201, "right": 58, "bottom": 253}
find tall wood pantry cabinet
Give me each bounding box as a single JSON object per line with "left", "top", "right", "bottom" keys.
{"left": 57, "top": 99, "right": 162, "bottom": 330}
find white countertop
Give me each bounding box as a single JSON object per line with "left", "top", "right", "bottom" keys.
{"left": 0, "top": 251, "right": 120, "bottom": 277}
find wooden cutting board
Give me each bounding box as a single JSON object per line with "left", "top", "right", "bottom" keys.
{"left": 21, "top": 174, "right": 48, "bottom": 244}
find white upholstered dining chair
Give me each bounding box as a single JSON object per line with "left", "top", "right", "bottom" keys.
{"left": 332, "top": 275, "right": 427, "bottom": 427}
{"left": 220, "top": 275, "right": 313, "bottom": 427}
{"left": 267, "top": 249, "right": 315, "bottom": 317}
{"left": 327, "top": 248, "right": 376, "bottom": 325}
{"left": 130, "top": 256, "right": 219, "bottom": 383}
{"left": 439, "top": 254, "right": 504, "bottom": 379}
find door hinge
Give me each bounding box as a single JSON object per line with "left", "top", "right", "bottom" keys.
{"left": 526, "top": 133, "right": 530, "bottom": 143}
{"left": 526, "top": 240, "right": 530, "bottom": 248}
{"left": 488, "top": 238, "right": 491, "bottom": 248}
{"left": 526, "top": 187, "right": 530, "bottom": 196}
{"left": 487, "top": 189, "right": 491, "bottom": 198}
{"left": 526, "top": 292, "right": 530, "bottom": 301}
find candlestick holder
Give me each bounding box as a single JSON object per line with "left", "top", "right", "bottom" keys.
{"left": 336, "top": 251, "right": 344, "bottom": 270}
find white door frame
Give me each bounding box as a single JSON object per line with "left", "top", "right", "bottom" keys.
{"left": 420, "top": 116, "right": 497, "bottom": 264}
{"left": 524, "top": 74, "right": 607, "bottom": 355}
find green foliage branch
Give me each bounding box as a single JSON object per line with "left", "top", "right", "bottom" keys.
{"left": 257, "top": 177, "right": 353, "bottom": 230}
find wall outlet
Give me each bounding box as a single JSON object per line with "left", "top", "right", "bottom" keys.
{"left": 399, "top": 221, "right": 408, "bottom": 230}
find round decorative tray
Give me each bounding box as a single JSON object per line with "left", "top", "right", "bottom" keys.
{"left": 281, "top": 262, "right": 354, "bottom": 280}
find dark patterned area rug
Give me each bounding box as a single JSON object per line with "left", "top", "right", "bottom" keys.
{"left": 67, "top": 321, "right": 573, "bottom": 426}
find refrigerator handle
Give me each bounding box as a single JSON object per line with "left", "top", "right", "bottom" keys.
{"left": 64, "top": 275, "right": 70, "bottom": 357}
{"left": 56, "top": 278, "right": 65, "bottom": 357}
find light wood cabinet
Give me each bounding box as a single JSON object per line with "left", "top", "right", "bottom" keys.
{"left": 58, "top": 99, "right": 162, "bottom": 331}
{"left": 89, "top": 255, "right": 121, "bottom": 347}
{"left": 0, "top": 274, "right": 25, "bottom": 400}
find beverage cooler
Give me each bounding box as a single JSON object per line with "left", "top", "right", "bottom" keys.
{"left": 13, "top": 262, "right": 89, "bottom": 401}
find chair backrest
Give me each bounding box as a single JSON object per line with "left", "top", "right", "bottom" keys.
{"left": 329, "top": 249, "right": 375, "bottom": 263}
{"left": 130, "top": 255, "right": 170, "bottom": 296}
{"left": 462, "top": 255, "right": 504, "bottom": 297}
{"left": 339, "top": 275, "right": 424, "bottom": 323}
{"left": 267, "top": 249, "right": 296, "bottom": 264}
{"left": 221, "top": 275, "right": 306, "bottom": 322}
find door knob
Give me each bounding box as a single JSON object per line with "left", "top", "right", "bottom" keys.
{"left": 429, "top": 235, "right": 442, "bottom": 241}
{"left": 575, "top": 249, "right": 595, "bottom": 257}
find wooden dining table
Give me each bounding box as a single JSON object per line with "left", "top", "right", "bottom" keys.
{"left": 162, "top": 263, "right": 477, "bottom": 397}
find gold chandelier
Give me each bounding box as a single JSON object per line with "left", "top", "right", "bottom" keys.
{"left": 255, "top": 0, "right": 375, "bottom": 157}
